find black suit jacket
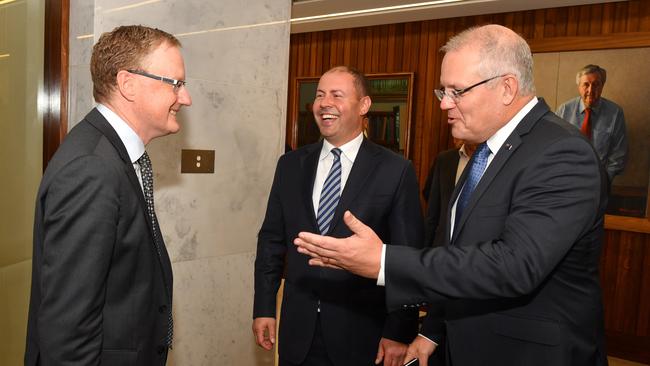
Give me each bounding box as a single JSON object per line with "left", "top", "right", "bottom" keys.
{"left": 25, "top": 108, "right": 173, "bottom": 366}
{"left": 254, "top": 139, "right": 423, "bottom": 366}
{"left": 386, "top": 100, "right": 608, "bottom": 366}
{"left": 423, "top": 148, "right": 460, "bottom": 249}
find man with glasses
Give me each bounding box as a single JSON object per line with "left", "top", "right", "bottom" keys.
{"left": 295, "top": 24, "right": 607, "bottom": 366}
{"left": 556, "top": 64, "right": 628, "bottom": 184}
{"left": 25, "top": 25, "right": 191, "bottom": 365}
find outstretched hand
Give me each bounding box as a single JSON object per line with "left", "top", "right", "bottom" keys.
{"left": 294, "top": 211, "right": 383, "bottom": 279}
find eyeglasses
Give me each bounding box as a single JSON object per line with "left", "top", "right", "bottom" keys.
{"left": 127, "top": 69, "right": 187, "bottom": 91}
{"left": 434, "top": 74, "right": 505, "bottom": 103}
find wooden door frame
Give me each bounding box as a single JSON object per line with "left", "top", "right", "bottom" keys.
{"left": 43, "top": 0, "right": 69, "bottom": 171}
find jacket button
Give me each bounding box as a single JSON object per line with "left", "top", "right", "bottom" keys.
{"left": 159, "top": 305, "right": 167, "bottom": 313}
{"left": 157, "top": 345, "right": 166, "bottom": 355}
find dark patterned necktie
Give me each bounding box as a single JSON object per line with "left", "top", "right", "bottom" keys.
{"left": 317, "top": 148, "right": 342, "bottom": 234}
{"left": 455, "top": 142, "right": 490, "bottom": 224}
{"left": 137, "top": 151, "right": 173, "bottom": 348}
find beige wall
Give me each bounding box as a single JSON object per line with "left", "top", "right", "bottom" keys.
{"left": 68, "top": 0, "right": 290, "bottom": 364}
{"left": 0, "top": 0, "right": 44, "bottom": 364}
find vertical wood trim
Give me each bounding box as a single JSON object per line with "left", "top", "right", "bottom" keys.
{"left": 43, "top": 0, "right": 69, "bottom": 171}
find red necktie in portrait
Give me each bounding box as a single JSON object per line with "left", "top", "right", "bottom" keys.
{"left": 581, "top": 108, "right": 592, "bottom": 139}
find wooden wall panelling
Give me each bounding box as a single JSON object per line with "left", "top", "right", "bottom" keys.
{"left": 287, "top": 1, "right": 650, "bottom": 362}
{"left": 601, "top": 231, "right": 650, "bottom": 363}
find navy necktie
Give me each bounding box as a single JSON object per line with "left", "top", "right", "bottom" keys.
{"left": 317, "top": 148, "right": 342, "bottom": 234}
{"left": 455, "top": 142, "right": 490, "bottom": 224}
{"left": 137, "top": 152, "right": 173, "bottom": 348}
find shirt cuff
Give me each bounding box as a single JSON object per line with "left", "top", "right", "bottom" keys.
{"left": 377, "top": 244, "right": 386, "bottom": 286}
{"left": 417, "top": 333, "right": 439, "bottom": 347}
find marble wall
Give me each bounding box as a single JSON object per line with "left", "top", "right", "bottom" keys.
{"left": 68, "top": 1, "right": 291, "bottom": 364}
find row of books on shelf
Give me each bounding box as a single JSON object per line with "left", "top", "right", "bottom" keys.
{"left": 367, "top": 112, "right": 400, "bottom": 144}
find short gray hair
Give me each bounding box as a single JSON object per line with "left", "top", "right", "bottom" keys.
{"left": 576, "top": 64, "right": 606, "bottom": 85}
{"left": 441, "top": 24, "right": 536, "bottom": 96}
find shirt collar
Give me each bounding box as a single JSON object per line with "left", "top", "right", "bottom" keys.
{"left": 458, "top": 145, "right": 469, "bottom": 159}
{"left": 96, "top": 104, "right": 145, "bottom": 163}
{"left": 320, "top": 132, "right": 364, "bottom": 163}
{"left": 579, "top": 98, "right": 600, "bottom": 114}
{"left": 486, "top": 97, "right": 538, "bottom": 155}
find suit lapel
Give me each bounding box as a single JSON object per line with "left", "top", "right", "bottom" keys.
{"left": 301, "top": 141, "right": 323, "bottom": 230}
{"left": 328, "top": 139, "right": 381, "bottom": 234}
{"left": 85, "top": 108, "right": 173, "bottom": 296}
{"left": 85, "top": 109, "right": 146, "bottom": 211}
{"left": 451, "top": 99, "right": 552, "bottom": 243}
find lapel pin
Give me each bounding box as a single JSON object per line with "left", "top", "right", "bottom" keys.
{"left": 504, "top": 143, "right": 513, "bottom": 151}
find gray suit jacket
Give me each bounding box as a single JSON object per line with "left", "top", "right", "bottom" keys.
{"left": 386, "top": 99, "right": 608, "bottom": 366}
{"left": 25, "top": 108, "right": 173, "bottom": 366}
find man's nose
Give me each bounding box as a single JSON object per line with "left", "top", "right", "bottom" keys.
{"left": 439, "top": 95, "right": 455, "bottom": 110}
{"left": 178, "top": 86, "right": 192, "bottom": 106}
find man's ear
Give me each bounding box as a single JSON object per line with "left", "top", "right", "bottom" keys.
{"left": 116, "top": 70, "right": 137, "bottom": 101}
{"left": 501, "top": 75, "right": 518, "bottom": 105}
{"left": 359, "top": 96, "right": 372, "bottom": 115}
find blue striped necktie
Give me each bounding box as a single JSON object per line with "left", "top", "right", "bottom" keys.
{"left": 317, "top": 148, "right": 342, "bottom": 234}
{"left": 455, "top": 142, "right": 490, "bottom": 224}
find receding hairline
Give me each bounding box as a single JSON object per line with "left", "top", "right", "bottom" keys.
{"left": 320, "top": 66, "right": 369, "bottom": 98}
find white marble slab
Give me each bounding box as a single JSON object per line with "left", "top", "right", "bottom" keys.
{"left": 95, "top": 0, "right": 290, "bottom": 36}
{"left": 167, "top": 253, "right": 273, "bottom": 366}
{"left": 68, "top": 65, "right": 95, "bottom": 129}
{"left": 149, "top": 78, "right": 285, "bottom": 261}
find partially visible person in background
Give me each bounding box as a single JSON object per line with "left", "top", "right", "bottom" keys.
{"left": 556, "top": 64, "right": 628, "bottom": 183}
{"left": 422, "top": 139, "right": 477, "bottom": 247}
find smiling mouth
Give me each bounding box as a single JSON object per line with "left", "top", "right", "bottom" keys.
{"left": 320, "top": 113, "right": 338, "bottom": 121}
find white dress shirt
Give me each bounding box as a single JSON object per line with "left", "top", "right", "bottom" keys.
{"left": 96, "top": 104, "right": 146, "bottom": 191}
{"left": 454, "top": 145, "right": 472, "bottom": 184}
{"left": 312, "top": 133, "right": 364, "bottom": 213}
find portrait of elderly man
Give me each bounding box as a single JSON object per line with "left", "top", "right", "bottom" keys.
{"left": 556, "top": 64, "right": 628, "bottom": 183}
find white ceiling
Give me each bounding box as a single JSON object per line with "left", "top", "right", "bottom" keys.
{"left": 290, "top": 0, "right": 626, "bottom": 33}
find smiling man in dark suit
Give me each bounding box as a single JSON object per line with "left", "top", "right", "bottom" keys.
{"left": 295, "top": 25, "right": 608, "bottom": 366}
{"left": 253, "top": 66, "right": 423, "bottom": 366}
{"left": 25, "top": 25, "right": 191, "bottom": 365}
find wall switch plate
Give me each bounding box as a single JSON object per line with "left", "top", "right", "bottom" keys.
{"left": 181, "top": 149, "right": 215, "bottom": 173}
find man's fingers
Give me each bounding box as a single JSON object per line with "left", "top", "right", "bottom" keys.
{"left": 375, "top": 343, "right": 385, "bottom": 364}
{"left": 403, "top": 345, "right": 418, "bottom": 365}
{"left": 308, "top": 258, "right": 344, "bottom": 270}
{"left": 267, "top": 323, "right": 276, "bottom": 345}
{"left": 294, "top": 234, "right": 338, "bottom": 258}
{"left": 252, "top": 318, "right": 276, "bottom": 350}
{"left": 343, "top": 210, "right": 371, "bottom": 237}
{"left": 253, "top": 327, "right": 270, "bottom": 349}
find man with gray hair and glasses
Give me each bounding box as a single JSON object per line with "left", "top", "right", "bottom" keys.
{"left": 295, "top": 24, "right": 608, "bottom": 366}
{"left": 556, "top": 64, "right": 628, "bottom": 184}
